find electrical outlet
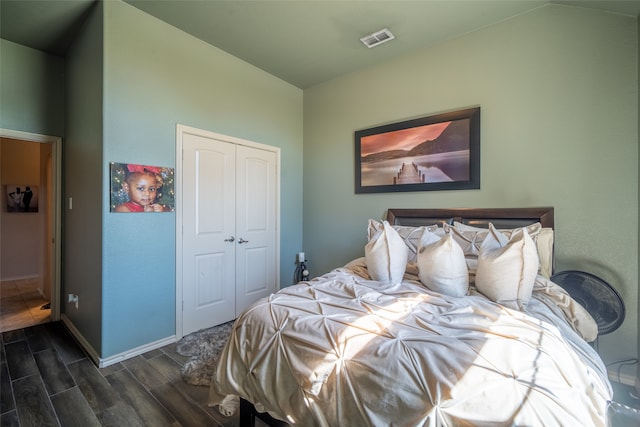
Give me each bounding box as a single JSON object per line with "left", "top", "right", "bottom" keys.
{"left": 68, "top": 294, "right": 79, "bottom": 309}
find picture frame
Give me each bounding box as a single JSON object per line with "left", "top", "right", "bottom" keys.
{"left": 6, "top": 185, "right": 38, "bottom": 213}
{"left": 110, "top": 162, "right": 175, "bottom": 213}
{"left": 355, "top": 107, "right": 480, "bottom": 193}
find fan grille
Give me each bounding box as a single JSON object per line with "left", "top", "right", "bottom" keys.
{"left": 550, "top": 270, "right": 625, "bottom": 335}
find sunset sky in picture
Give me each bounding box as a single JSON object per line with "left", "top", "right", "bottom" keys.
{"left": 361, "top": 121, "right": 451, "bottom": 157}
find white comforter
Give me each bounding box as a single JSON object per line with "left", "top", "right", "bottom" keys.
{"left": 210, "top": 258, "right": 612, "bottom": 426}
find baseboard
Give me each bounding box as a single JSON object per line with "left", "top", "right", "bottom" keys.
{"left": 608, "top": 367, "right": 638, "bottom": 387}
{"left": 61, "top": 315, "right": 177, "bottom": 368}
{"left": 98, "top": 335, "right": 177, "bottom": 368}
{"left": 0, "top": 274, "right": 40, "bottom": 282}
{"left": 61, "top": 314, "right": 101, "bottom": 365}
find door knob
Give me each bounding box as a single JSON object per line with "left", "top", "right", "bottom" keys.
{"left": 238, "top": 238, "right": 249, "bottom": 244}
{"left": 224, "top": 236, "right": 235, "bottom": 242}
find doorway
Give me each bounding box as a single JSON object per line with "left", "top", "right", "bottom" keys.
{"left": 0, "top": 129, "right": 62, "bottom": 332}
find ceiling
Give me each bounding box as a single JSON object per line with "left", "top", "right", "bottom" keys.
{"left": 2, "top": 0, "right": 640, "bottom": 89}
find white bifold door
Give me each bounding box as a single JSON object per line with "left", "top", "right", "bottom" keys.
{"left": 181, "top": 129, "right": 279, "bottom": 335}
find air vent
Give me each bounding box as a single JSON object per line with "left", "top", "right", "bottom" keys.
{"left": 360, "top": 28, "right": 395, "bottom": 48}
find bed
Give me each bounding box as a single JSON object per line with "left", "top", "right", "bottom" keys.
{"left": 209, "top": 207, "right": 613, "bottom": 426}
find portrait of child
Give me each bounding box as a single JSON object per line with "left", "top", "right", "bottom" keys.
{"left": 110, "top": 162, "right": 175, "bottom": 213}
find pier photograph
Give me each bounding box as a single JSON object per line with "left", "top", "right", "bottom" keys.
{"left": 355, "top": 107, "right": 480, "bottom": 193}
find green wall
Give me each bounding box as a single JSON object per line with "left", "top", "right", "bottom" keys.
{"left": 98, "top": 1, "right": 303, "bottom": 357}
{"left": 1, "top": 1, "right": 637, "bottom": 375}
{"left": 304, "top": 4, "right": 638, "bottom": 368}
{"left": 0, "top": 39, "right": 64, "bottom": 136}
{"left": 2, "top": 0, "right": 303, "bottom": 362}
{"left": 64, "top": 1, "right": 104, "bottom": 354}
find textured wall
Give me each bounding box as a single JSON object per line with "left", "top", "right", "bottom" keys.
{"left": 304, "top": 4, "right": 638, "bottom": 368}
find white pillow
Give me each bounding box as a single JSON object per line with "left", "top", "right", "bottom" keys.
{"left": 449, "top": 221, "right": 542, "bottom": 256}
{"left": 475, "top": 224, "right": 539, "bottom": 310}
{"left": 417, "top": 231, "right": 468, "bottom": 297}
{"left": 367, "top": 219, "right": 440, "bottom": 264}
{"left": 536, "top": 228, "right": 554, "bottom": 278}
{"left": 447, "top": 221, "right": 550, "bottom": 278}
{"left": 365, "top": 221, "right": 408, "bottom": 283}
{"left": 456, "top": 223, "right": 553, "bottom": 277}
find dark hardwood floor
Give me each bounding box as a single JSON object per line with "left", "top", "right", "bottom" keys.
{"left": 2, "top": 320, "right": 639, "bottom": 426}
{"left": 0, "top": 321, "right": 242, "bottom": 427}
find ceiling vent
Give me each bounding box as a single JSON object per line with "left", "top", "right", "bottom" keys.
{"left": 360, "top": 28, "right": 395, "bottom": 48}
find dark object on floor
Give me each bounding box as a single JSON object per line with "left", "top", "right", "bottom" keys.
{"left": 609, "top": 400, "right": 640, "bottom": 426}
{"left": 550, "top": 270, "right": 625, "bottom": 335}
{"left": 240, "top": 398, "right": 289, "bottom": 427}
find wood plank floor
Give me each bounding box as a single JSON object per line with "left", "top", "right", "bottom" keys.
{"left": 0, "top": 321, "right": 244, "bottom": 427}
{"left": 2, "top": 320, "right": 639, "bottom": 426}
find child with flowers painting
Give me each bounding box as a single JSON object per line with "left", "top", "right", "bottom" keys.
{"left": 114, "top": 164, "right": 168, "bottom": 212}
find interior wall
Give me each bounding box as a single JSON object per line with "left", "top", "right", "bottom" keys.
{"left": 0, "top": 138, "right": 44, "bottom": 282}
{"left": 303, "top": 4, "right": 638, "bottom": 368}
{"left": 0, "top": 39, "right": 65, "bottom": 137}
{"left": 99, "top": 1, "right": 303, "bottom": 357}
{"left": 64, "top": 2, "right": 104, "bottom": 355}
{"left": 637, "top": 14, "right": 640, "bottom": 392}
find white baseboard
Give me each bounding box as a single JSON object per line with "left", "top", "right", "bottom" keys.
{"left": 99, "top": 335, "right": 177, "bottom": 368}
{"left": 61, "top": 315, "right": 177, "bottom": 368}
{"left": 608, "top": 367, "right": 638, "bottom": 387}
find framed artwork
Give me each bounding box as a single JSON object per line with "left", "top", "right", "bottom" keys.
{"left": 6, "top": 185, "right": 38, "bottom": 212}
{"left": 355, "top": 107, "right": 480, "bottom": 193}
{"left": 110, "top": 162, "right": 175, "bottom": 212}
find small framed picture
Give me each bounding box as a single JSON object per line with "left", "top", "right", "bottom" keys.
{"left": 6, "top": 185, "right": 38, "bottom": 213}
{"left": 110, "top": 162, "right": 175, "bottom": 212}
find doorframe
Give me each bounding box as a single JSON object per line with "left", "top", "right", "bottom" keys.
{"left": 0, "top": 128, "right": 62, "bottom": 321}
{"left": 175, "top": 124, "right": 281, "bottom": 339}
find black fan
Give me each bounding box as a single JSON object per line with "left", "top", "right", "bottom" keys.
{"left": 550, "top": 270, "right": 625, "bottom": 335}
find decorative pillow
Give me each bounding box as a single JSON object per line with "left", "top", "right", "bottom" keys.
{"left": 475, "top": 224, "right": 539, "bottom": 310}
{"left": 454, "top": 222, "right": 554, "bottom": 274}
{"left": 416, "top": 230, "right": 468, "bottom": 297}
{"left": 447, "top": 221, "right": 547, "bottom": 279}
{"left": 449, "top": 221, "right": 542, "bottom": 256}
{"left": 365, "top": 220, "right": 408, "bottom": 283}
{"left": 536, "top": 228, "right": 554, "bottom": 278}
{"left": 367, "top": 219, "right": 441, "bottom": 264}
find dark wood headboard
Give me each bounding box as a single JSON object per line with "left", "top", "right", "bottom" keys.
{"left": 386, "top": 207, "right": 554, "bottom": 229}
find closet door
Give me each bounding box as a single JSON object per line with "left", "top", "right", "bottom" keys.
{"left": 235, "top": 145, "right": 278, "bottom": 313}
{"left": 182, "top": 133, "right": 236, "bottom": 334}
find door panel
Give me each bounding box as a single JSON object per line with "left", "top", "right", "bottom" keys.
{"left": 235, "top": 145, "right": 277, "bottom": 313}
{"left": 183, "top": 133, "right": 236, "bottom": 334}
{"left": 195, "top": 253, "right": 225, "bottom": 304}
{"left": 242, "top": 247, "right": 269, "bottom": 294}
{"left": 195, "top": 150, "right": 225, "bottom": 235}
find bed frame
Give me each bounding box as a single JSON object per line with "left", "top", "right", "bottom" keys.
{"left": 386, "top": 207, "right": 554, "bottom": 229}
{"left": 238, "top": 206, "right": 554, "bottom": 427}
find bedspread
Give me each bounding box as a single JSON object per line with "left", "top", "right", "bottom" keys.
{"left": 210, "top": 258, "right": 612, "bottom": 426}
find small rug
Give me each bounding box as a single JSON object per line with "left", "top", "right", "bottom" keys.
{"left": 176, "top": 321, "right": 234, "bottom": 386}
